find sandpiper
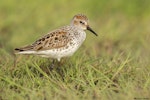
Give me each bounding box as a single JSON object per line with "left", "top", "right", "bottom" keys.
{"left": 15, "top": 14, "right": 97, "bottom": 62}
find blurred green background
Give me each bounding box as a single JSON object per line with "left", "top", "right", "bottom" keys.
{"left": 1, "top": 0, "right": 150, "bottom": 53}
{"left": 1, "top": 0, "right": 150, "bottom": 67}
{"left": 0, "top": 0, "right": 150, "bottom": 99}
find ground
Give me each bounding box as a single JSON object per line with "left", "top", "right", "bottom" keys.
{"left": 0, "top": 0, "right": 150, "bottom": 100}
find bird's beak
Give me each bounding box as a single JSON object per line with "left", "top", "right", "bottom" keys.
{"left": 87, "top": 26, "right": 98, "bottom": 36}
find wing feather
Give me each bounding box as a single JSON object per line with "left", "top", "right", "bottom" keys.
{"left": 15, "top": 26, "right": 72, "bottom": 52}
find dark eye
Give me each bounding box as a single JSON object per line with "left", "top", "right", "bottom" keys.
{"left": 80, "top": 21, "right": 84, "bottom": 24}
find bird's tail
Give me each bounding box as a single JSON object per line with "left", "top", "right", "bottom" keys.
{"left": 14, "top": 45, "right": 35, "bottom": 54}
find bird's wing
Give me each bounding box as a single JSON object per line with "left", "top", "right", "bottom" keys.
{"left": 15, "top": 26, "right": 72, "bottom": 52}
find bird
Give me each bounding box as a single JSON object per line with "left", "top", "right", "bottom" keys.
{"left": 15, "top": 14, "right": 97, "bottom": 67}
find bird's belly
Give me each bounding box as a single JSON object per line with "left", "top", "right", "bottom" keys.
{"left": 36, "top": 43, "right": 79, "bottom": 59}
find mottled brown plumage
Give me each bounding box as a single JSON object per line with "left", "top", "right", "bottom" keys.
{"left": 15, "top": 27, "right": 71, "bottom": 51}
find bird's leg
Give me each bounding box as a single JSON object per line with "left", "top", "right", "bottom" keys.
{"left": 56, "top": 59, "right": 64, "bottom": 73}
{"left": 49, "top": 59, "right": 55, "bottom": 71}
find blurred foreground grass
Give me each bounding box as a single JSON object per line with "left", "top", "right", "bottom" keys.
{"left": 0, "top": 0, "right": 150, "bottom": 100}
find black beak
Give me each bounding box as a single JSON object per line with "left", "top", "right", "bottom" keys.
{"left": 87, "top": 26, "right": 98, "bottom": 36}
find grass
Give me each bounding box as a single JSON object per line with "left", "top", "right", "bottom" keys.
{"left": 0, "top": 0, "right": 150, "bottom": 100}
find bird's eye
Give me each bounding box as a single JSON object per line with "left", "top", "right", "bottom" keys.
{"left": 80, "top": 21, "right": 84, "bottom": 24}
